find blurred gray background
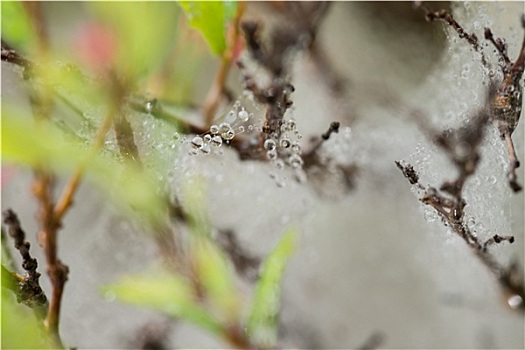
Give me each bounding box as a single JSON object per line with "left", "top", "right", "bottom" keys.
{"left": 2, "top": 2, "right": 524, "bottom": 349}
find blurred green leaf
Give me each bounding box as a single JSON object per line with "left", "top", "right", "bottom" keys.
{"left": 1, "top": 109, "right": 165, "bottom": 224}
{"left": 88, "top": 2, "right": 179, "bottom": 81}
{"left": 102, "top": 269, "right": 223, "bottom": 335}
{"left": 178, "top": 1, "right": 237, "bottom": 56}
{"left": 192, "top": 238, "right": 241, "bottom": 324}
{"left": 1, "top": 294, "right": 52, "bottom": 349}
{"left": 1, "top": 1, "right": 37, "bottom": 53}
{"left": 246, "top": 227, "right": 298, "bottom": 348}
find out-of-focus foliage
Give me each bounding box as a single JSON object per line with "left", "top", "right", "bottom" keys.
{"left": 191, "top": 238, "right": 241, "bottom": 324}
{"left": 1, "top": 1, "right": 37, "bottom": 53}
{"left": 87, "top": 2, "right": 179, "bottom": 82}
{"left": 1, "top": 109, "right": 166, "bottom": 225}
{"left": 101, "top": 269, "right": 224, "bottom": 336}
{"left": 178, "top": 1, "right": 237, "bottom": 56}
{"left": 247, "top": 227, "right": 298, "bottom": 347}
{"left": 1, "top": 294, "right": 52, "bottom": 349}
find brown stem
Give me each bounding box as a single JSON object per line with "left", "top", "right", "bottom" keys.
{"left": 32, "top": 172, "right": 67, "bottom": 348}
{"left": 503, "top": 132, "right": 522, "bottom": 192}
{"left": 202, "top": 2, "right": 246, "bottom": 126}
{"left": 54, "top": 105, "right": 114, "bottom": 222}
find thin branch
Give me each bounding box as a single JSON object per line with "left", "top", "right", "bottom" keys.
{"left": 32, "top": 173, "right": 68, "bottom": 348}
{"left": 202, "top": 2, "right": 246, "bottom": 126}
{"left": 418, "top": 5, "right": 489, "bottom": 69}
{"left": 396, "top": 85, "right": 524, "bottom": 312}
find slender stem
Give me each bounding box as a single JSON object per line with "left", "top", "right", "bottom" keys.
{"left": 53, "top": 109, "right": 113, "bottom": 222}
{"left": 202, "top": 2, "right": 246, "bottom": 126}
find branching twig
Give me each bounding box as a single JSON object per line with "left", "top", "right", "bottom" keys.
{"left": 416, "top": 4, "right": 525, "bottom": 192}
{"left": 2, "top": 209, "right": 49, "bottom": 319}
{"left": 417, "top": 4, "right": 489, "bottom": 69}
{"left": 396, "top": 88, "right": 524, "bottom": 311}
{"left": 397, "top": 160, "right": 524, "bottom": 312}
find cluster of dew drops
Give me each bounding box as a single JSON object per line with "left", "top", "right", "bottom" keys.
{"left": 171, "top": 97, "right": 307, "bottom": 188}
{"left": 178, "top": 101, "right": 254, "bottom": 155}
{"left": 264, "top": 118, "right": 306, "bottom": 187}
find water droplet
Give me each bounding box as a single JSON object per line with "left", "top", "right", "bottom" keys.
{"left": 238, "top": 108, "right": 249, "bottom": 122}
{"left": 200, "top": 143, "right": 211, "bottom": 154}
{"left": 211, "top": 135, "right": 223, "bottom": 147}
{"left": 267, "top": 149, "right": 277, "bottom": 160}
{"left": 280, "top": 138, "right": 291, "bottom": 149}
{"left": 264, "top": 139, "right": 277, "bottom": 151}
{"left": 219, "top": 123, "right": 235, "bottom": 140}
{"left": 173, "top": 132, "right": 180, "bottom": 140}
{"left": 223, "top": 129, "right": 235, "bottom": 141}
{"left": 288, "top": 154, "right": 303, "bottom": 168}
{"left": 191, "top": 136, "right": 204, "bottom": 149}
{"left": 203, "top": 134, "right": 212, "bottom": 143}
{"left": 247, "top": 124, "right": 254, "bottom": 131}
{"left": 466, "top": 217, "right": 476, "bottom": 230}
{"left": 145, "top": 100, "right": 155, "bottom": 113}
{"left": 424, "top": 209, "right": 437, "bottom": 222}
{"left": 238, "top": 126, "right": 245, "bottom": 133}
{"left": 210, "top": 125, "right": 219, "bottom": 134}
{"left": 291, "top": 142, "right": 301, "bottom": 154}
{"left": 507, "top": 294, "right": 523, "bottom": 309}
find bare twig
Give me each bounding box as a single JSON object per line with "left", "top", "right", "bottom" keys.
{"left": 396, "top": 85, "right": 524, "bottom": 311}
{"left": 202, "top": 2, "right": 247, "bottom": 126}
{"left": 416, "top": 5, "right": 525, "bottom": 192}
{"left": 417, "top": 5, "right": 489, "bottom": 69}
{"left": 32, "top": 173, "right": 68, "bottom": 347}
{"left": 2, "top": 209, "right": 49, "bottom": 319}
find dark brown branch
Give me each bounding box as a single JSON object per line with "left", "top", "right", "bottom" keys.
{"left": 396, "top": 160, "right": 524, "bottom": 312}
{"left": 483, "top": 234, "right": 515, "bottom": 253}
{"left": 1, "top": 40, "right": 32, "bottom": 79}
{"left": 419, "top": 6, "right": 489, "bottom": 69}
{"left": 2, "top": 209, "right": 48, "bottom": 319}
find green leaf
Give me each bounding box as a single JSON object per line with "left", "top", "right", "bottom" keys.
{"left": 88, "top": 2, "right": 179, "bottom": 81}
{"left": 192, "top": 238, "right": 241, "bottom": 324}
{"left": 1, "top": 109, "right": 165, "bottom": 225}
{"left": 102, "top": 270, "right": 223, "bottom": 335}
{"left": 1, "top": 293, "right": 52, "bottom": 349}
{"left": 246, "top": 227, "right": 298, "bottom": 348}
{"left": 178, "top": 1, "right": 236, "bottom": 56}
{"left": 1, "top": 1, "right": 37, "bottom": 53}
